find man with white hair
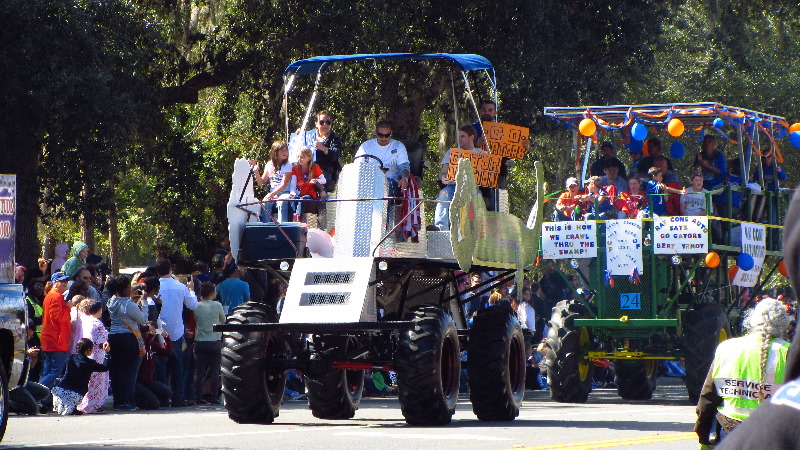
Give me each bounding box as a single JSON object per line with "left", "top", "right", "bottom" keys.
{"left": 695, "top": 298, "right": 791, "bottom": 447}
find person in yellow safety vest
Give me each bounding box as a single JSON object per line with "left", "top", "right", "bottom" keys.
{"left": 695, "top": 298, "right": 791, "bottom": 447}
{"left": 25, "top": 281, "right": 45, "bottom": 340}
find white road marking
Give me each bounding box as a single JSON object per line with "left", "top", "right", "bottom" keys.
{"left": 4, "top": 425, "right": 369, "bottom": 448}
{"left": 335, "top": 431, "right": 511, "bottom": 441}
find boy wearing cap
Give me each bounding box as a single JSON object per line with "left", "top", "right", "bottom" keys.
{"left": 555, "top": 178, "right": 584, "bottom": 221}
{"left": 40, "top": 272, "right": 80, "bottom": 388}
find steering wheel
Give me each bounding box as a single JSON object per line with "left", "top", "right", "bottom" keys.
{"left": 352, "top": 154, "right": 386, "bottom": 171}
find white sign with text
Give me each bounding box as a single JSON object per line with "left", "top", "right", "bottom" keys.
{"left": 733, "top": 223, "right": 766, "bottom": 287}
{"left": 653, "top": 216, "right": 709, "bottom": 254}
{"left": 541, "top": 221, "right": 597, "bottom": 259}
{"left": 606, "top": 219, "right": 644, "bottom": 275}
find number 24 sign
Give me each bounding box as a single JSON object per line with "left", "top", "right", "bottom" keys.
{"left": 620, "top": 293, "right": 641, "bottom": 310}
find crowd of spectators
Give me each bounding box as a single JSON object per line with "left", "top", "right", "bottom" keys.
{"left": 12, "top": 237, "right": 264, "bottom": 415}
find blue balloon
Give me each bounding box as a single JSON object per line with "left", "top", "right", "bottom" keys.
{"left": 631, "top": 123, "right": 648, "bottom": 141}
{"left": 627, "top": 139, "right": 644, "bottom": 153}
{"left": 670, "top": 141, "right": 685, "bottom": 159}
{"left": 737, "top": 253, "right": 754, "bottom": 271}
{"left": 712, "top": 118, "right": 724, "bottom": 129}
{"left": 790, "top": 131, "right": 800, "bottom": 148}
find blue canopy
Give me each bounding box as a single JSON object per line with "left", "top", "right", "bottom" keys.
{"left": 284, "top": 53, "right": 494, "bottom": 76}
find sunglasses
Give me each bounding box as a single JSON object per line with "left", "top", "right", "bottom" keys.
{"left": 317, "top": 120, "right": 331, "bottom": 125}
{"left": 376, "top": 132, "right": 392, "bottom": 138}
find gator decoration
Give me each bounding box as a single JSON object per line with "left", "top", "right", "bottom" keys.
{"left": 450, "top": 159, "right": 544, "bottom": 289}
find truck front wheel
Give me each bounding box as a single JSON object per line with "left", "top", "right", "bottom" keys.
{"left": 221, "top": 302, "right": 286, "bottom": 424}
{"left": 395, "top": 304, "right": 461, "bottom": 425}
{"left": 467, "top": 304, "right": 525, "bottom": 421}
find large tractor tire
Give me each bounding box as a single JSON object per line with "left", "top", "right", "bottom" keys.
{"left": 395, "top": 304, "right": 461, "bottom": 425}
{"left": 684, "top": 303, "right": 729, "bottom": 404}
{"left": 545, "top": 300, "right": 593, "bottom": 403}
{"left": 467, "top": 304, "right": 525, "bottom": 421}
{"left": 221, "top": 302, "right": 286, "bottom": 424}
{"left": 305, "top": 336, "right": 364, "bottom": 419}
{"left": 615, "top": 359, "right": 657, "bottom": 400}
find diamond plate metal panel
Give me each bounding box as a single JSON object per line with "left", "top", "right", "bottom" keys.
{"left": 426, "top": 230, "right": 456, "bottom": 260}
{"left": 334, "top": 161, "right": 387, "bottom": 257}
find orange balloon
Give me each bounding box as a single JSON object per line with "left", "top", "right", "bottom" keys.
{"left": 705, "top": 251, "right": 720, "bottom": 268}
{"left": 790, "top": 123, "right": 800, "bottom": 134}
{"left": 579, "top": 118, "right": 596, "bottom": 137}
{"left": 667, "top": 119, "right": 685, "bottom": 137}
{"left": 778, "top": 260, "right": 789, "bottom": 278}
{"left": 728, "top": 265, "right": 739, "bottom": 281}
{"left": 642, "top": 139, "right": 650, "bottom": 156}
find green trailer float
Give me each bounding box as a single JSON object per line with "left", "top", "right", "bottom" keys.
{"left": 540, "top": 103, "right": 791, "bottom": 403}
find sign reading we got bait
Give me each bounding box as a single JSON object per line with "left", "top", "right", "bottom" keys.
{"left": 482, "top": 121, "right": 530, "bottom": 160}
{"left": 653, "top": 216, "right": 709, "bottom": 254}
{"left": 445, "top": 149, "right": 503, "bottom": 188}
{"left": 541, "top": 221, "right": 597, "bottom": 259}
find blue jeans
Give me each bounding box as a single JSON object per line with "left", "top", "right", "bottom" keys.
{"left": 182, "top": 337, "right": 195, "bottom": 402}
{"left": 292, "top": 195, "right": 314, "bottom": 216}
{"left": 434, "top": 183, "right": 456, "bottom": 230}
{"left": 40, "top": 351, "right": 69, "bottom": 388}
{"left": 168, "top": 337, "right": 187, "bottom": 404}
{"left": 260, "top": 193, "right": 292, "bottom": 222}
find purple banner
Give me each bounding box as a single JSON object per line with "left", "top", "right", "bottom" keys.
{"left": 0, "top": 175, "right": 16, "bottom": 284}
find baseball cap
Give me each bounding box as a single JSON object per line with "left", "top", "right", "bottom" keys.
{"left": 565, "top": 177, "right": 579, "bottom": 188}
{"left": 51, "top": 272, "right": 69, "bottom": 282}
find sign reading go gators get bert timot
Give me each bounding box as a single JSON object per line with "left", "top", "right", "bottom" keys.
{"left": 653, "top": 216, "right": 709, "bottom": 254}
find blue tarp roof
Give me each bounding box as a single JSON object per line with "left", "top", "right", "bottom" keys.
{"left": 283, "top": 53, "right": 494, "bottom": 76}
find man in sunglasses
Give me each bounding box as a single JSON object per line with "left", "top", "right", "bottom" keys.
{"left": 302, "top": 110, "right": 342, "bottom": 192}
{"left": 355, "top": 120, "right": 410, "bottom": 197}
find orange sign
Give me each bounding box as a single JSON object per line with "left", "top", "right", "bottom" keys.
{"left": 482, "top": 121, "right": 530, "bottom": 160}
{"left": 445, "top": 149, "right": 503, "bottom": 187}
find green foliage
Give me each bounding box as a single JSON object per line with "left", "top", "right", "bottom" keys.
{"left": 7, "top": 0, "right": 800, "bottom": 267}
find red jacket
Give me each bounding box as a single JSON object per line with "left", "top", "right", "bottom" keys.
{"left": 138, "top": 332, "right": 172, "bottom": 386}
{"left": 40, "top": 289, "right": 71, "bottom": 352}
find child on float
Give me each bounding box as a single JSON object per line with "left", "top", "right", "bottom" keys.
{"left": 290, "top": 146, "right": 326, "bottom": 219}
{"left": 250, "top": 140, "right": 295, "bottom": 222}
{"left": 616, "top": 176, "right": 647, "bottom": 219}
{"left": 642, "top": 167, "right": 684, "bottom": 217}
{"left": 681, "top": 172, "right": 711, "bottom": 216}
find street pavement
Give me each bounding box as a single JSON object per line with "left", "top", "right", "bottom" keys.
{"left": 2, "top": 378, "right": 698, "bottom": 450}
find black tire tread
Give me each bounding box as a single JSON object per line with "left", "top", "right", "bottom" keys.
{"left": 395, "top": 304, "right": 460, "bottom": 426}
{"left": 305, "top": 337, "right": 364, "bottom": 420}
{"left": 615, "top": 360, "right": 657, "bottom": 400}
{"left": 221, "top": 302, "right": 285, "bottom": 424}
{"left": 684, "top": 303, "right": 729, "bottom": 404}
{"left": 545, "top": 300, "right": 593, "bottom": 403}
{"left": 468, "top": 304, "right": 525, "bottom": 421}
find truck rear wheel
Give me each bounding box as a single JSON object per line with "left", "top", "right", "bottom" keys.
{"left": 221, "top": 302, "right": 286, "bottom": 424}
{"left": 395, "top": 304, "right": 461, "bottom": 425}
{"left": 615, "top": 360, "right": 657, "bottom": 400}
{"left": 546, "top": 300, "right": 593, "bottom": 403}
{"left": 467, "top": 304, "right": 525, "bottom": 421}
{"left": 305, "top": 337, "right": 364, "bottom": 419}
{"left": 684, "top": 303, "right": 729, "bottom": 404}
